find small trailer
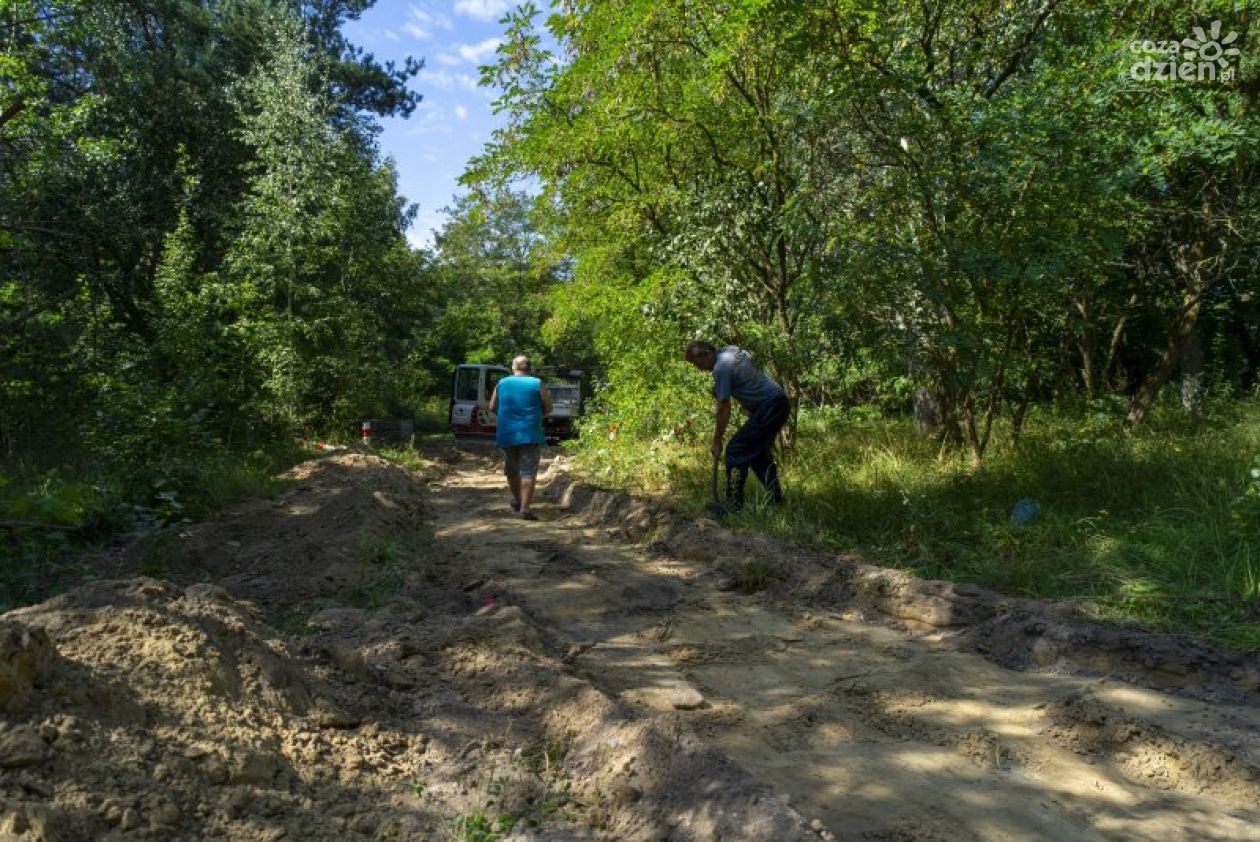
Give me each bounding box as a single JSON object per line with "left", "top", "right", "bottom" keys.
{"left": 537, "top": 367, "right": 583, "bottom": 442}
{"left": 448, "top": 363, "right": 583, "bottom": 445}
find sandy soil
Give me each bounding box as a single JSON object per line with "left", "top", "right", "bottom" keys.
{"left": 2, "top": 447, "right": 1258, "bottom": 840}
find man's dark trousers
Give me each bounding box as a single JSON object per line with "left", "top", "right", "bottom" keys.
{"left": 724, "top": 392, "right": 790, "bottom": 506}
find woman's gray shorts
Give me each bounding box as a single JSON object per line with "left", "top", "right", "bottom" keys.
{"left": 502, "top": 444, "right": 541, "bottom": 480}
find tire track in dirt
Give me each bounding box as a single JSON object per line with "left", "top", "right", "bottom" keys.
{"left": 430, "top": 449, "right": 1260, "bottom": 841}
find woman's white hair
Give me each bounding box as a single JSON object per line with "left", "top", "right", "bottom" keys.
{"left": 512, "top": 355, "right": 531, "bottom": 373}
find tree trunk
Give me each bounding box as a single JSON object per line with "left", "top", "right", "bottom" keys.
{"left": 0, "top": 95, "right": 25, "bottom": 132}
{"left": 1010, "top": 383, "right": 1033, "bottom": 447}
{"left": 1054, "top": 318, "right": 1075, "bottom": 400}
{"left": 1075, "top": 294, "right": 1097, "bottom": 400}
{"left": 1126, "top": 292, "right": 1204, "bottom": 429}
{"left": 961, "top": 392, "right": 983, "bottom": 468}
{"left": 1103, "top": 313, "right": 1131, "bottom": 391}
{"left": 779, "top": 368, "right": 799, "bottom": 450}
{"left": 771, "top": 269, "right": 799, "bottom": 450}
{"left": 913, "top": 388, "right": 942, "bottom": 436}
{"left": 1179, "top": 327, "right": 1203, "bottom": 414}
{"left": 1010, "top": 328, "right": 1039, "bottom": 448}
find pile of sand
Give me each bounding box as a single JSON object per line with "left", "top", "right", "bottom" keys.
{"left": 164, "top": 453, "right": 431, "bottom": 612}
{"left": 0, "top": 453, "right": 811, "bottom": 840}
{"left": 0, "top": 578, "right": 430, "bottom": 840}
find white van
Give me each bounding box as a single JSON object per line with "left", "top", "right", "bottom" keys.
{"left": 448, "top": 363, "right": 508, "bottom": 444}
{"left": 448, "top": 363, "right": 583, "bottom": 444}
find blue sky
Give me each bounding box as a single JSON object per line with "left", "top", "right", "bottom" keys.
{"left": 342, "top": 0, "right": 519, "bottom": 248}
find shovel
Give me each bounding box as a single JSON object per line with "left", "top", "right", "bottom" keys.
{"left": 707, "top": 453, "right": 730, "bottom": 516}
{"left": 711, "top": 453, "right": 720, "bottom": 506}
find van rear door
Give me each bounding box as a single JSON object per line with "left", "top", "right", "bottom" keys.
{"left": 450, "top": 364, "right": 509, "bottom": 442}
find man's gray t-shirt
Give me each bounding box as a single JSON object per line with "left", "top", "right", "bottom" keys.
{"left": 712, "top": 346, "right": 784, "bottom": 413}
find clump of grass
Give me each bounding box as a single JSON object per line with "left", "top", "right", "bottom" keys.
{"left": 733, "top": 557, "right": 786, "bottom": 593}
{"left": 375, "top": 445, "right": 430, "bottom": 474}
{"left": 573, "top": 438, "right": 695, "bottom": 497}
{"left": 340, "top": 534, "right": 410, "bottom": 610}
{"left": 269, "top": 600, "right": 326, "bottom": 638}
{"left": 512, "top": 740, "right": 567, "bottom": 776}
{"left": 451, "top": 739, "right": 575, "bottom": 840}
{"left": 453, "top": 810, "right": 516, "bottom": 842}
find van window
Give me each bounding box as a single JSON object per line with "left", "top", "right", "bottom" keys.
{"left": 487, "top": 369, "right": 506, "bottom": 397}
{"left": 455, "top": 368, "right": 479, "bottom": 402}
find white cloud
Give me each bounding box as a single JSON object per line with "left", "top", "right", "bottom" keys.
{"left": 434, "top": 39, "right": 500, "bottom": 68}
{"left": 453, "top": 0, "right": 510, "bottom": 21}
{"left": 400, "top": 4, "right": 454, "bottom": 41}
{"left": 454, "top": 104, "right": 468, "bottom": 120}
{"left": 439, "top": 36, "right": 501, "bottom": 66}
{"left": 419, "top": 69, "right": 479, "bottom": 91}
{"left": 421, "top": 69, "right": 455, "bottom": 90}
{"left": 461, "top": 37, "right": 501, "bottom": 63}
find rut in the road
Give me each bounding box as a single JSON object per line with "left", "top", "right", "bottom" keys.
{"left": 433, "top": 448, "right": 1260, "bottom": 842}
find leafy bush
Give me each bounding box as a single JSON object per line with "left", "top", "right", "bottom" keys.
{"left": 0, "top": 444, "right": 303, "bottom": 613}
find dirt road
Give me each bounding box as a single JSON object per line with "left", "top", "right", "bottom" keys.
{"left": 2, "top": 448, "right": 1258, "bottom": 840}
{"left": 432, "top": 449, "right": 1260, "bottom": 841}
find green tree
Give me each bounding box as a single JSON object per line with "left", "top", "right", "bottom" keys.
{"left": 473, "top": 0, "right": 1257, "bottom": 461}
{"left": 2, "top": 0, "right": 427, "bottom": 493}
{"left": 420, "top": 188, "right": 564, "bottom": 382}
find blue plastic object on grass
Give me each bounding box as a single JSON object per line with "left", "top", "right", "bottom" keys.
{"left": 1010, "top": 498, "right": 1040, "bottom": 526}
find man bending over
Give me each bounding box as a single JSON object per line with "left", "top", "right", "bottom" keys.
{"left": 684, "top": 341, "right": 789, "bottom": 513}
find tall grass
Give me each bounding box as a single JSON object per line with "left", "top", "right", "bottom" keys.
{"left": 576, "top": 399, "right": 1260, "bottom": 652}
{"left": 0, "top": 445, "right": 307, "bottom": 612}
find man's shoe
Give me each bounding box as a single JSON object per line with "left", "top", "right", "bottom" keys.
{"left": 521, "top": 510, "right": 539, "bottom": 521}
